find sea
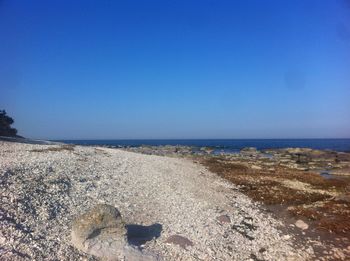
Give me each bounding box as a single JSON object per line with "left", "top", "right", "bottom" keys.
{"left": 57, "top": 139, "right": 350, "bottom": 153}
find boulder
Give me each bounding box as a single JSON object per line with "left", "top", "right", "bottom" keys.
{"left": 71, "top": 204, "right": 162, "bottom": 261}
{"left": 71, "top": 204, "right": 127, "bottom": 260}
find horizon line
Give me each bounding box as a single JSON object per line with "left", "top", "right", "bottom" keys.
{"left": 50, "top": 137, "right": 350, "bottom": 141}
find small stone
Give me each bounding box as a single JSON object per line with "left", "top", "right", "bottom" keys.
{"left": 295, "top": 220, "right": 309, "bottom": 230}
{"left": 0, "top": 236, "right": 6, "bottom": 244}
{"left": 259, "top": 247, "right": 266, "bottom": 253}
{"left": 165, "top": 235, "right": 194, "bottom": 249}
{"left": 282, "top": 235, "right": 291, "bottom": 240}
{"left": 217, "top": 215, "right": 231, "bottom": 224}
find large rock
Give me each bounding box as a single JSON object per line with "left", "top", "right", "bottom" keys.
{"left": 71, "top": 204, "right": 162, "bottom": 261}
{"left": 71, "top": 204, "right": 127, "bottom": 260}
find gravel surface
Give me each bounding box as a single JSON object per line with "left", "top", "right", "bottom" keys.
{"left": 0, "top": 141, "right": 313, "bottom": 260}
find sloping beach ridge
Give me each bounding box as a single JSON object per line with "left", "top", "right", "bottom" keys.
{"left": 1, "top": 140, "right": 349, "bottom": 260}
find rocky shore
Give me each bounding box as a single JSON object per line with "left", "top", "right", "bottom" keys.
{"left": 0, "top": 141, "right": 316, "bottom": 260}
{"left": 119, "top": 145, "right": 350, "bottom": 177}
{"left": 120, "top": 144, "right": 350, "bottom": 260}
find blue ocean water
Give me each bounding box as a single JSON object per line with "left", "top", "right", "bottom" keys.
{"left": 57, "top": 139, "right": 350, "bottom": 152}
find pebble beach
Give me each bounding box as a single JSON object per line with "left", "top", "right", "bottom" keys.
{"left": 0, "top": 141, "right": 314, "bottom": 260}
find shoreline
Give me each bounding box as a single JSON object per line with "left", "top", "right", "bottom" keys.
{"left": 1, "top": 141, "right": 349, "bottom": 260}
{"left": 57, "top": 138, "right": 350, "bottom": 153}
{"left": 118, "top": 144, "right": 350, "bottom": 260}
{"left": 119, "top": 144, "right": 350, "bottom": 176}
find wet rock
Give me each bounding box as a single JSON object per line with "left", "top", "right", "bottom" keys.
{"left": 295, "top": 220, "right": 309, "bottom": 230}
{"left": 165, "top": 235, "right": 194, "bottom": 249}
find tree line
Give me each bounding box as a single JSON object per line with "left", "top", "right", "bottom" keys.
{"left": 0, "top": 110, "right": 19, "bottom": 137}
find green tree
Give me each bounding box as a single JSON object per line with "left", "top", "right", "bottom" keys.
{"left": 0, "top": 110, "right": 18, "bottom": 137}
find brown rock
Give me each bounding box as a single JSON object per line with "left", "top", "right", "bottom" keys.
{"left": 165, "top": 235, "right": 193, "bottom": 249}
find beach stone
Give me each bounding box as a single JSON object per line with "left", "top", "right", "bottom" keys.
{"left": 217, "top": 215, "right": 231, "bottom": 224}
{"left": 295, "top": 220, "right": 309, "bottom": 230}
{"left": 165, "top": 235, "right": 194, "bottom": 249}
{"left": 71, "top": 204, "right": 127, "bottom": 260}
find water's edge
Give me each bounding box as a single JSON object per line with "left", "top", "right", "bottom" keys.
{"left": 56, "top": 139, "right": 350, "bottom": 152}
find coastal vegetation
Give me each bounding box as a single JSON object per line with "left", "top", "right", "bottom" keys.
{"left": 202, "top": 157, "right": 350, "bottom": 233}
{"left": 30, "top": 144, "right": 75, "bottom": 153}
{"left": 0, "top": 110, "right": 18, "bottom": 137}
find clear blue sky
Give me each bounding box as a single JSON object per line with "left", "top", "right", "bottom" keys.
{"left": 1, "top": 0, "right": 349, "bottom": 139}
